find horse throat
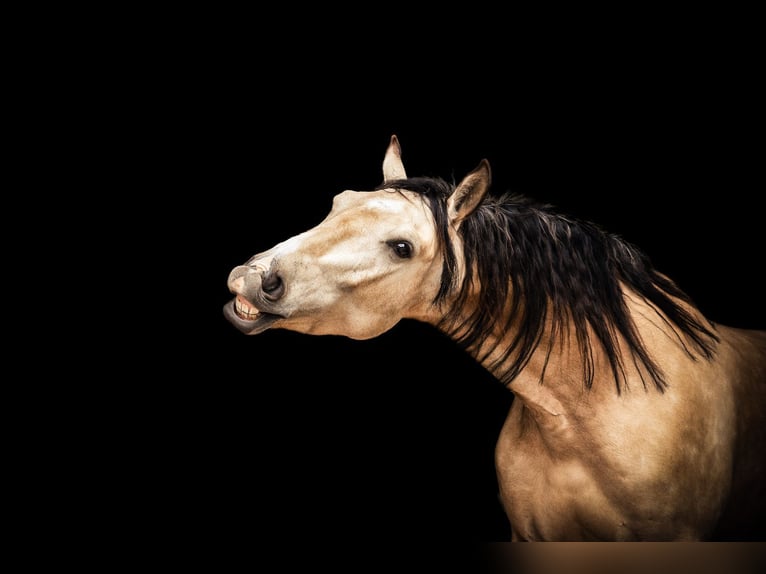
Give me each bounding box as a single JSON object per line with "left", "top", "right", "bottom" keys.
{"left": 448, "top": 313, "right": 609, "bottom": 436}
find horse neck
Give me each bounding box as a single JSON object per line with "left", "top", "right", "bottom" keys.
{"left": 436, "top": 291, "right": 668, "bottom": 423}
{"left": 479, "top": 317, "right": 596, "bottom": 411}
{"left": 432, "top": 298, "right": 584, "bottom": 404}
{"left": 477, "top": 317, "right": 659, "bottom": 460}
{"left": 441, "top": 287, "right": 713, "bottom": 430}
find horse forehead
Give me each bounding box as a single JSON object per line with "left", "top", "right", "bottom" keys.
{"left": 333, "top": 189, "right": 430, "bottom": 222}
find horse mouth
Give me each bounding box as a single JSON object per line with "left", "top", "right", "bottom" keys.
{"left": 223, "top": 295, "right": 282, "bottom": 335}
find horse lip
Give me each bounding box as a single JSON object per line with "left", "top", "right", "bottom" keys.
{"left": 223, "top": 299, "right": 282, "bottom": 335}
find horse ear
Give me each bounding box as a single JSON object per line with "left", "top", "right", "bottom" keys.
{"left": 382, "top": 134, "right": 407, "bottom": 182}
{"left": 448, "top": 159, "right": 491, "bottom": 226}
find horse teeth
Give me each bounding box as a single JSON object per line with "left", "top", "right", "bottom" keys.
{"left": 235, "top": 295, "right": 260, "bottom": 320}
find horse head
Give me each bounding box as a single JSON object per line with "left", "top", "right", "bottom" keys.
{"left": 224, "top": 135, "right": 490, "bottom": 339}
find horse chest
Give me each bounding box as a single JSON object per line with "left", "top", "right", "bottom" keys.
{"left": 493, "top": 396, "right": 727, "bottom": 541}
{"left": 493, "top": 400, "right": 663, "bottom": 541}
{"left": 495, "top": 434, "right": 622, "bottom": 540}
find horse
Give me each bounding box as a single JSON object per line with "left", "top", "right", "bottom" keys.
{"left": 223, "top": 135, "right": 766, "bottom": 541}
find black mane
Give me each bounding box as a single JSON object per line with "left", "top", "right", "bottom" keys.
{"left": 377, "top": 176, "right": 720, "bottom": 393}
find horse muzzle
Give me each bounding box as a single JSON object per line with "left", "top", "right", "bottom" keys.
{"left": 224, "top": 263, "right": 285, "bottom": 334}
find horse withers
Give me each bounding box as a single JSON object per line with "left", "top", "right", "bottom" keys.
{"left": 224, "top": 135, "right": 766, "bottom": 541}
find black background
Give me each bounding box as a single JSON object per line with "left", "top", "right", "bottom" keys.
{"left": 87, "top": 13, "right": 764, "bottom": 567}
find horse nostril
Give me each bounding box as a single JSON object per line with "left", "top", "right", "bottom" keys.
{"left": 261, "top": 271, "right": 285, "bottom": 300}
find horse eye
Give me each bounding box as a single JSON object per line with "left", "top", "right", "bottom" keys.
{"left": 388, "top": 240, "right": 413, "bottom": 259}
